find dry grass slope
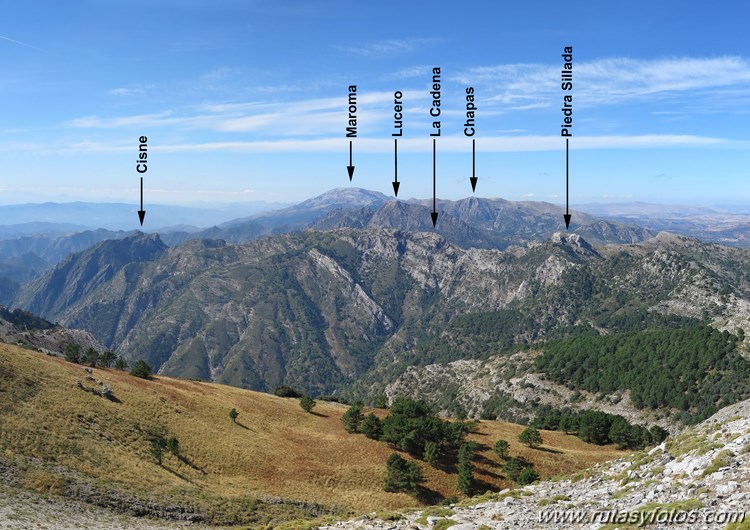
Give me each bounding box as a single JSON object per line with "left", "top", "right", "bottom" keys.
{"left": 0, "top": 344, "right": 627, "bottom": 526}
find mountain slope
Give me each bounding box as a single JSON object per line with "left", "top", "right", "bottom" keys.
{"left": 13, "top": 227, "right": 750, "bottom": 408}
{"left": 0, "top": 305, "right": 105, "bottom": 356}
{"left": 323, "top": 397, "right": 750, "bottom": 529}
{"left": 0, "top": 344, "right": 625, "bottom": 527}
{"left": 14, "top": 232, "right": 167, "bottom": 320}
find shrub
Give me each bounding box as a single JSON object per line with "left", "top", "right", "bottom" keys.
{"left": 373, "top": 395, "right": 388, "bottom": 409}
{"left": 114, "top": 357, "right": 128, "bottom": 370}
{"left": 300, "top": 396, "right": 316, "bottom": 413}
{"left": 517, "top": 466, "right": 539, "bottom": 485}
{"left": 130, "top": 360, "right": 152, "bottom": 379}
{"left": 166, "top": 436, "right": 180, "bottom": 456}
{"left": 274, "top": 385, "right": 303, "bottom": 398}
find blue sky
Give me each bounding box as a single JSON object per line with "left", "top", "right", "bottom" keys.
{"left": 1, "top": 0, "right": 749, "bottom": 207}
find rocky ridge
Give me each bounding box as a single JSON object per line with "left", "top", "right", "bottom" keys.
{"left": 12, "top": 227, "right": 750, "bottom": 404}
{"left": 0, "top": 306, "right": 105, "bottom": 357}
{"left": 384, "top": 350, "right": 679, "bottom": 432}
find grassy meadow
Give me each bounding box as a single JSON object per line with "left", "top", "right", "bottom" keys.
{"left": 0, "top": 344, "right": 627, "bottom": 526}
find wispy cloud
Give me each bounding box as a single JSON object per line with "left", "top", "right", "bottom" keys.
{"left": 64, "top": 55, "right": 750, "bottom": 146}
{"left": 454, "top": 56, "right": 750, "bottom": 110}
{"left": 338, "top": 38, "right": 434, "bottom": 57}
{"left": 108, "top": 87, "right": 148, "bottom": 97}
{"left": 68, "top": 91, "right": 400, "bottom": 136}
{"left": 386, "top": 65, "right": 433, "bottom": 80}
{"left": 22, "top": 134, "right": 729, "bottom": 156}
{"left": 0, "top": 34, "right": 45, "bottom": 53}
{"left": 68, "top": 111, "right": 181, "bottom": 129}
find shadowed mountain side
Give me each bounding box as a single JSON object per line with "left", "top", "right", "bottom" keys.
{"left": 12, "top": 226, "right": 750, "bottom": 400}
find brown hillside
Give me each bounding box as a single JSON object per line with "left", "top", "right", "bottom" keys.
{"left": 0, "top": 344, "right": 627, "bottom": 526}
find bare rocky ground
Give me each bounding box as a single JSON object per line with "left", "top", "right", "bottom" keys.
{"left": 385, "top": 350, "right": 681, "bottom": 432}
{"left": 0, "top": 483, "right": 213, "bottom": 530}
{"left": 321, "top": 398, "right": 750, "bottom": 530}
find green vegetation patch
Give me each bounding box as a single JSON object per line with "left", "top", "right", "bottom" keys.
{"left": 536, "top": 326, "right": 750, "bottom": 424}
{"left": 702, "top": 449, "right": 732, "bottom": 477}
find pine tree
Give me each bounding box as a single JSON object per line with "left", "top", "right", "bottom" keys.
{"left": 100, "top": 351, "right": 116, "bottom": 368}
{"left": 361, "top": 413, "right": 383, "bottom": 439}
{"left": 130, "top": 360, "right": 152, "bottom": 379}
{"left": 383, "top": 453, "right": 423, "bottom": 495}
{"left": 229, "top": 408, "right": 239, "bottom": 423}
{"left": 457, "top": 460, "right": 474, "bottom": 496}
{"left": 518, "top": 426, "right": 543, "bottom": 448}
{"left": 493, "top": 439, "right": 510, "bottom": 459}
{"left": 558, "top": 415, "right": 577, "bottom": 434}
{"left": 150, "top": 437, "right": 167, "bottom": 465}
{"left": 423, "top": 441, "right": 441, "bottom": 466}
{"left": 64, "top": 343, "right": 81, "bottom": 364}
{"left": 456, "top": 442, "right": 475, "bottom": 496}
{"left": 608, "top": 416, "right": 632, "bottom": 449}
{"left": 502, "top": 457, "right": 525, "bottom": 481}
{"left": 299, "top": 395, "right": 316, "bottom": 413}
{"left": 341, "top": 403, "right": 364, "bottom": 433}
{"left": 82, "top": 347, "right": 99, "bottom": 368}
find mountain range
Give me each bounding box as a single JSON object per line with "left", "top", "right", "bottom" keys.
{"left": 11, "top": 226, "right": 750, "bottom": 424}
{"left": 4, "top": 187, "right": 750, "bottom": 528}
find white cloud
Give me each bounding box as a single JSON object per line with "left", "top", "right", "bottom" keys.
{"left": 338, "top": 38, "right": 435, "bottom": 57}
{"left": 454, "top": 56, "right": 750, "bottom": 110}
{"left": 50, "top": 134, "right": 725, "bottom": 154}
{"left": 1, "top": 133, "right": 733, "bottom": 157}
{"left": 386, "top": 65, "right": 433, "bottom": 80}
{"left": 68, "top": 91, "right": 401, "bottom": 135}
{"left": 108, "top": 87, "right": 146, "bottom": 97}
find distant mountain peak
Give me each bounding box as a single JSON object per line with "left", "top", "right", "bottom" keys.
{"left": 550, "top": 231, "right": 599, "bottom": 257}
{"left": 296, "top": 187, "right": 390, "bottom": 209}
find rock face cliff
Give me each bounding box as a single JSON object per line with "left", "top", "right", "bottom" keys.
{"left": 11, "top": 227, "right": 750, "bottom": 402}
{"left": 322, "top": 398, "right": 750, "bottom": 529}
{"left": 0, "top": 306, "right": 104, "bottom": 357}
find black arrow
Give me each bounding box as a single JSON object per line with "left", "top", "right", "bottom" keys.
{"left": 137, "top": 177, "right": 146, "bottom": 226}
{"left": 563, "top": 138, "right": 571, "bottom": 229}
{"left": 347, "top": 140, "right": 355, "bottom": 181}
{"left": 431, "top": 138, "right": 438, "bottom": 227}
{"left": 392, "top": 138, "right": 400, "bottom": 196}
{"left": 470, "top": 138, "right": 477, "bottom": 192}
